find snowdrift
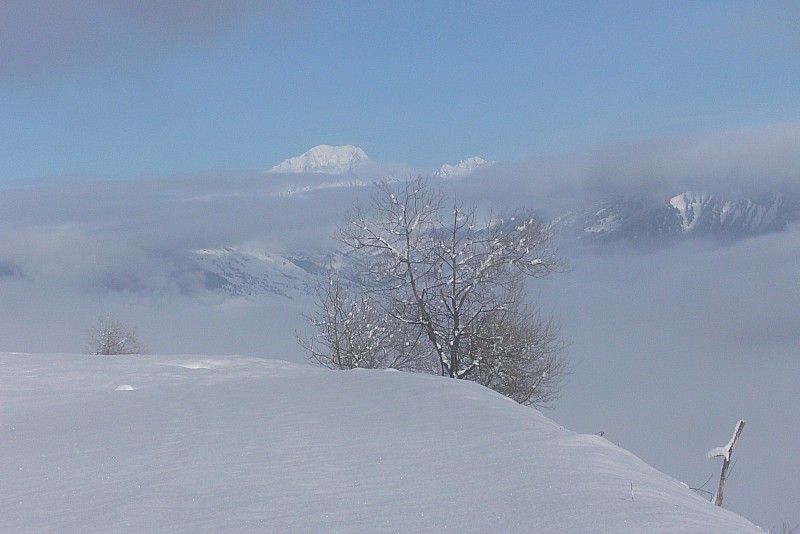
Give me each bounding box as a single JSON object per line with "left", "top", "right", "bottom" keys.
{"left": 0, "top": 353, "right": 760, "bottom": 533}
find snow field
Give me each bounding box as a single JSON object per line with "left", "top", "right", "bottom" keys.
{"left": 0, "top": 353, "right": 761, "bottom": 533}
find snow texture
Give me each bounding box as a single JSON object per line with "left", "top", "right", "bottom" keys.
{"left": 0, "top": 352, "right": 761, "bottom": 533}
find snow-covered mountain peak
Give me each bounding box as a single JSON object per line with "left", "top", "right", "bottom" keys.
{"left": 269, "top": 145, "right": 369, "bottom": 174}
{"left": 434, "top": 156, "right": 495, "bottom": 178}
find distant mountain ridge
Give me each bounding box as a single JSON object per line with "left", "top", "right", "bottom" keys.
{"left": 188, "top": 188, "right": 798, "bottom": 298}
{"left": 558, "top": 190, "right": 797, "bottom": 247}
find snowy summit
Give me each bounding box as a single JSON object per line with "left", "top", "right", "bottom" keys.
{"left": 434, "top": 156, "right": 495, "bottom": 178}
{"left": 269, "top": 145, "right": 369, "bottom": 174}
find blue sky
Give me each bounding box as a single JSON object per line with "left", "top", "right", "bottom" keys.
{"left": 1, "top": 0, "right": 798, "bottom": 185}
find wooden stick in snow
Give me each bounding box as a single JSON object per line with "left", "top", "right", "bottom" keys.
{"left": 706, "top": 419, "right": 745, "bottom": 507}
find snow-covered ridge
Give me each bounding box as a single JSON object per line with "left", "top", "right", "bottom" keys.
{"left": 666, "top": 190, "right": 790, "bottom": 236}
{"left": 0, "top": 352, "right": 761, "bottom": 532}
{"left": 563, "top": 190, "right": 797, "bottom": 246}
{"left": 269, "top": 145, "right": 369, "bottom": 174}
{"left": 434, "top": 156, "right": 495, "bottom": 178}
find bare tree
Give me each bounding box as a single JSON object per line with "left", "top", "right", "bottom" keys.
{"left": 301, "top": 177, "right": 567, "bottom": 406}
{"left": 299, "top": 272, "right": 431, "bottom": 371}
{"left": 86, "top": 316, "right": 146, "bottom": 355}
{"left": 469, "top": 295, "right": 566, "bottom": 405}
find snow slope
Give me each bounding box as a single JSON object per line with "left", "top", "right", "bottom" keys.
{"left": 0, "top": 353, "right": 760, "bottom": 533}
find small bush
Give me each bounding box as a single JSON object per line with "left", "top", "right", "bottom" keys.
{"left": 86, "top": 316, "right": 146, "bottom": 355}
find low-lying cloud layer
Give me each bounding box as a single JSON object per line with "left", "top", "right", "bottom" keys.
{"left": 461, "top": 123, "right": 800, "bottom": 212}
